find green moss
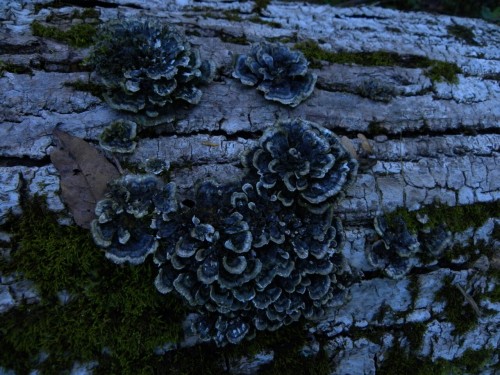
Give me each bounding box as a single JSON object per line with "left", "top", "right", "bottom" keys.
{"left": 123, "top": 320, "right": 328, "bottom": 374}
{"left": 424, "top": 61, "right": 461, "bottom": 84}
{"left": 447, "top": 24, "right": 479, "bottom": 46}
{"left": 385, "top": 201, "right": 500, "bottom": 235}
{"left": 379, "top": 345, "right": 497, "bottom": 375}
{"left": 408, "top": 275, "right": 419, "bottom": 300}
{"left": 227, "top": 320, "right": 332, "bottom": 374}
{"left": 0, "top": 197, "right": 186, "bottom": 373}
{"left": 248, "top": 15, "right": 282, "bottom": 28}
{"left": 435, "top": 276, "right": 478, "bottom": 335}
{"left": 457, "top": 348, "right": 496, "bottom": 372}
{"left": 34, "top": 1, "right": 64, "bottom": 13}
{"left": 149, "top": 344, "right": 225, "bottom": 375}
{"left": 254, "top": 0, "right": 271, "bottom": 12}
{"left": 379, "top": 335, "right": 497, "bottom": 375}
{"left": 31, "top": 21, "right": 97, "bottom": 48}
{"left": 484, "top": 270, "right": 500, "bottom": 303}
{"left": 246, "top": 322, "right": 329, "bottom": 375}
{"left": 64, "top": 79, "right": 104, "bottom": 99}
{"left": 260, "top": 348, "right": 331, "bottom": 375}
{"left": 78, "top": 8, "right": 101, "bottom": 20}
{"left": 293, "top": 40, "right": 462, "bottom": 83}
{"left": 268, "top": 34, "right": 298, "bottom": 44}
{"left": 401, "top": 323, "right": 427, "bottom": 352}
{"left": 219, "top": 33, "right": 249, "bottom": 45}
{"left": 378, "top": 345, "right": 452, "bottom": 375}
{"left": 222, "top": 9, "right": 243, "bottom": 22}
{"left": 294, "top": 40, "right": 409, "bottom": 66}
{"left": 0, "top": 198, "right": 331, "bottom": 373}
{"left": 0, "top": 61, "right": 32, "bottom": 76}
{"left": 199, "top": 9, "right": 243, "bottom": 22}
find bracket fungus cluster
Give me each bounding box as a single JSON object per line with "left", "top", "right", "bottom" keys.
{"left": 89, "top": 19, "right": 215, "bottom": 125}
{"left": 366, "top": 216, "right": 452, "bottom": 279}
{"left": 91, "top": 174, "right": 165, "bottom": 265}
{"left": 242, "top": 118, "right": 358, "bottom": 213}
{"left": 91, "top": 118, "right": 358, "bottom": 346}
{"left": 233, "top": 42, "right": 317, "bottom": 107}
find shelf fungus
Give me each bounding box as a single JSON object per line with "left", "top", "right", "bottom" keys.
{"left": 242, "top": 118, "right": 358, "bottom": 213}
{"left": 153, "top": 178, "right": 353, "bottom": 346}
{"left": 91, "top": 174, "right": 172, "bottom": 264}
{"left": 99, "top": 119, "right": 137, "bottom": 153}
{"left": 233, "top": 42, "right": 317, "bottom": 107}
{"left": 91, "top": 118, "right": 358, "bottom": 346}
{"left": 89, "top": 19, "right": 216, "bottom": 125}
{"left": 367, "top": 216, "right": 452, "bottom": 279}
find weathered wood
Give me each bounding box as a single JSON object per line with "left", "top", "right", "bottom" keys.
{"left": 0, "top": 1, "right": 499, "bottom": 373}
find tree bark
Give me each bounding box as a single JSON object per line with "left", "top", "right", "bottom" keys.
{"left": 0, "top": 1, "right": 499, "bottom": 373}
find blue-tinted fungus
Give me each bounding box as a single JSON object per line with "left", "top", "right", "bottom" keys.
{"left": 233, "top": 42, "right": 317, "bottom": 107}
{"left": 89, "top": 19, "right": 215, "bottom": 125}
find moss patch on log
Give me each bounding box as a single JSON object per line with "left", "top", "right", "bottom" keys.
{"left": 31, "top": 21, "right": 97, "bottom": 48}
{"left": 293, "top": 40, "right": 461, "bottom": 83}
{"left": 435, "top": 276, "right": 479, "bottom": 335}
{"left": 378, "top": 346, "right": 497, "bottom": 375}
{"left": 447, "top": 24, "right": 479, "bottom": 46}
{"left": 385, "top": 201, "right": 500, "bottom": 234}
{"left": 0, "top": 197, "right": 186, "bottom": 373}
{"left": 0, "top": 61, "right": 32, "bottom": 76}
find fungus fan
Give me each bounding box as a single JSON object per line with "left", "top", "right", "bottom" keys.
{"left": 233, "top": 42, "right": 317, "bottom": 107}
{"left": 242, "top": 118, "right": 358, "bottom": 213}
{"left": 366, "top": 216, "right": 452, "bottom": 279}
{"left": 89, "top": 19, "right": 215, "bottom": 125}
{"left": 153, "top": 180, "right": 352, "bottom": 346}
{"left": 91, "top": 174, "right": 168, "bottom": 265}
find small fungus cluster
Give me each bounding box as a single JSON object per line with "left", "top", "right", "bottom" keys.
{"left": 242, "top": 118, "right": 357, "bottom": 213}
{"left": 89, "top": 19, "right": 216, "bottom": 153}
{"left": 89, "top": 19, "right": 215, "bottom": 122}
{"left": 90, "top": 21, "right": 319, "bottom": 154}
{"left": 233, "top": 42, "right": 317, "bottom": 107}
{"left": 99, "top": 119, "right": 137, "bottom": 154}
{"left": 366, "top": 216, "right": 452, "bottom": 279}
{"left": 91, "top": 118, "right": 358, "bottom": 345}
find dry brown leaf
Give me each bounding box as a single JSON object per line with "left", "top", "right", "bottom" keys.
{"left": 50, "top": 130, "right": 120, "bottom": 228}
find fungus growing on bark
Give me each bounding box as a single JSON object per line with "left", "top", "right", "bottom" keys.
{"left": 91, "top": 118, "right": 357, "bottom": 346}
{"left": 366, "top": 216, "right": 452, "bottom": 279}
{"left": 89, "top": 19, "right": 215, "bottom": 124}
{"left": 99, "top": 119, "right": 137, "bottom": 153}
{"left": 366, "top": 216, "right": 420, "bottom": 279}
{"left": 91, "top": 174, "right": 167, "bottom": 264}
{"left": 233, "top": 42, "right": 317, "bottom": 107}
{"left": 153, "top": 176, "right": 351, "bottom": 345}
{"left": 242, "top": 118, "right": 358, "bottom": 213}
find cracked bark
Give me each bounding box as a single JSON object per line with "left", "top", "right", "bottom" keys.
{"left": 0, "top": 1, "right": 499, "bottom": 374}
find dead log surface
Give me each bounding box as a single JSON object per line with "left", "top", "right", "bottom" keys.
{"left": 0, "top": 1, "right": 499, "bottom": 373}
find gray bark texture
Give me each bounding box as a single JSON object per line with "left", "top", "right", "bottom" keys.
{"left": 0, "top": 0, "right": 499, "bottom": 374}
